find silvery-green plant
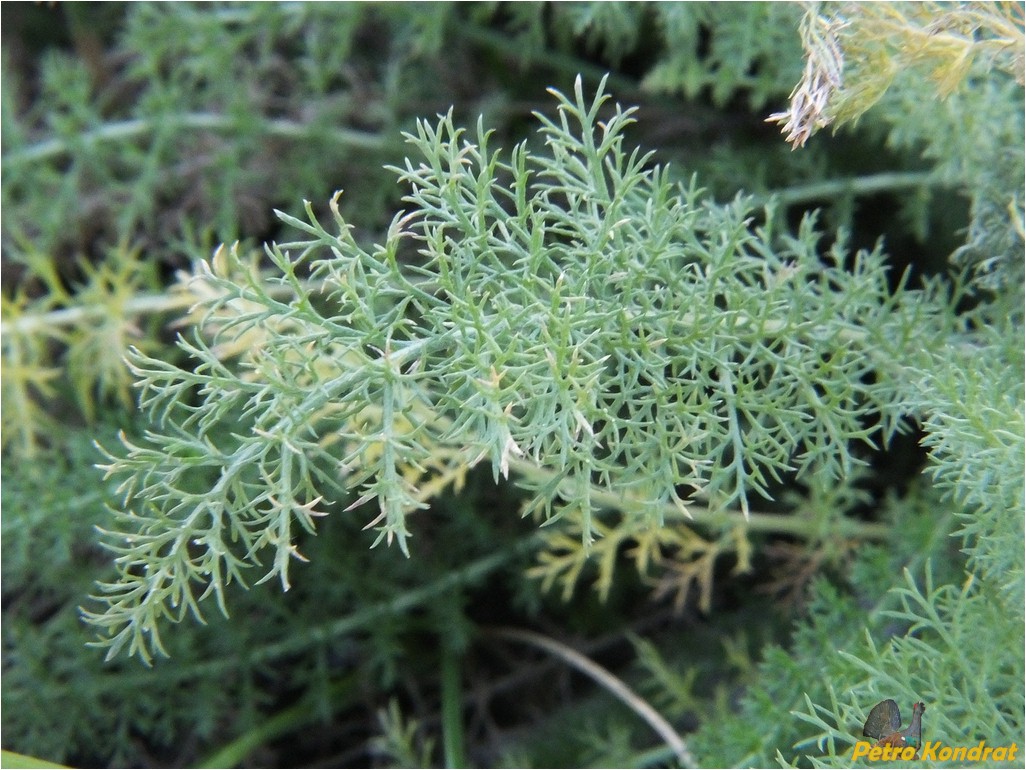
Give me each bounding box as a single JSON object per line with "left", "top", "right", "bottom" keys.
{"left": 85, "top": 76, "right": 954, "bottom": 664}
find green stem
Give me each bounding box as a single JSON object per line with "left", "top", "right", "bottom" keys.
{"left": 0, "top": 751, "right": 69, "bottom": 770}
{"left": 198, "top": 674, "right": 359, "bottom": 768}
{"left": 0, "top": 275, "right": 318, "bottom": 337}
{"left": 108, "top": 534, "right": 539, "bottom": 689}
{"left": 2, "top": 164, "right": 941, "bottom": 341}
{"left": 757, "top": 171, "right": 942, "bottom": 208}
{"left": 459, "top": 23, "right": 642, "bottom": 97}
{"left": 1, "top": 291, "right": 188, "bottom": 337}
{"left": 440, "top": 645, "right": 467, "bottom": 769}
{"left": 3, "top": 114, "right": 387, "bottom": 165}
{"left": 508, "top": 457, "right": 893, "bottom": 541}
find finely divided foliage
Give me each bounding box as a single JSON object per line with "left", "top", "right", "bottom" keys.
{"left": 86, "top": 77, "right": 950, "bottom": 663}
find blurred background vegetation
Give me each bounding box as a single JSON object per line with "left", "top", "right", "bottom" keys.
{"left": 1, "top": 2, "right": 1021, "bottom": 768}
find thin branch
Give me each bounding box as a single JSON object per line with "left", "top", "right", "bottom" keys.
{"left": 757, "top": 170, "right": 943, "bottom": 208}
{"left": 508, "top": 456, "right": 893, "bottom": 542}
{"left": 103, "top": 533, "right": 541, "bottom": 687}
{"left": 0, "top": 275, "right": 317, "bottom": 337}
{"left": 2, "top": 113, "right": 387, "bottom": 165}
{"left": 486, "top": 626, "right": 697, "bottom": 768}
{"left": 1, "top": 291, "right": 189, "bottom": 337}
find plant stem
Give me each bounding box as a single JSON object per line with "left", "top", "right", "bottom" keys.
{"left": 0, "top": 276, "right": 314, "bottom": 337}
{"left": 487, "top": 626, "right": 696, "bottom": 768}
{"left": 3, "top": 114, "right": 387, "bottom": 165}
{"left": 0, "top": 751, "right": 69, "bottom": 770}
{"left": 109, "top": 534, "right": 540, "bottom": 688}
{"left": 459, "top": 24, "right": 642, "bottom": 97}
{"left": 440, "top": 645, "right": 467, "bottom": 769}
{"left": 508, "top": 457, "right": 893, "bottom": 541}
{"left": 1, "top": 291, "right": 189, "bottom": 337}
{"left": 759, "top": 170, "right": 942, "bottom": 208}
{"left": 197, "top": 674, "right": 360, "bottom": 769}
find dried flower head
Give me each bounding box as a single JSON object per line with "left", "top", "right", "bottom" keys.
{"left": 766, "top": 10, "right": 848, "bottom": 148}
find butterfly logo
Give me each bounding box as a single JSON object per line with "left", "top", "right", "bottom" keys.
{"left": 863, "top": 699, "right": 926, "bottom": 757}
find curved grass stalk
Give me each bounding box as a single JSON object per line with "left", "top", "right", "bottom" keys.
{"left": 487, "top": 626, "right": 696, "bottom": 768}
